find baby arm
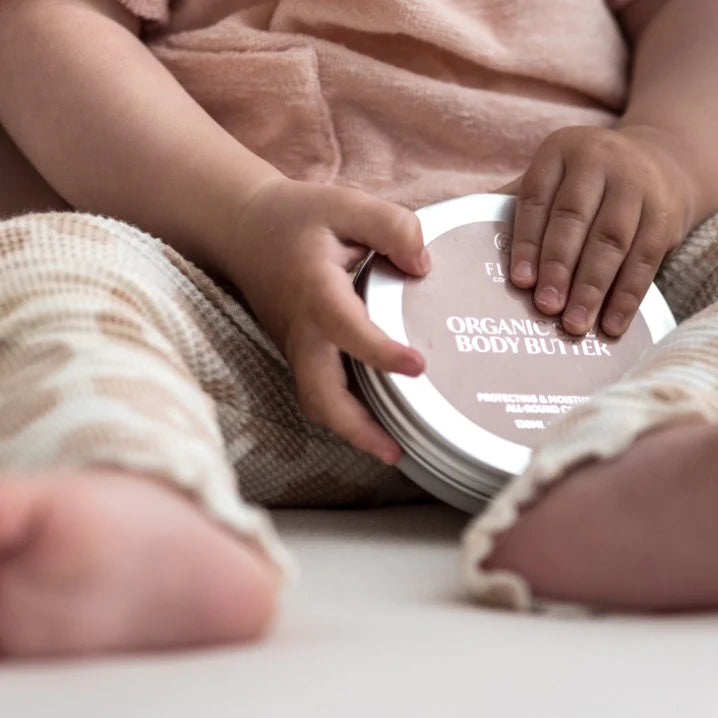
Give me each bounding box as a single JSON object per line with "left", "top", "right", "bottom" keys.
{"left": 506, "top": 0, "right": 718, "bottom": 336}
{"left": 0, "top": 0, "right": 429, "bottom": 464}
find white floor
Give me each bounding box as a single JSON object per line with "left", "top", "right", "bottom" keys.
{"left": 2, "top": 504, "right": 716, "bottom": 717}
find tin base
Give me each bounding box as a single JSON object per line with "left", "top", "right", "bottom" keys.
{"left": 397, "top": 454, "right": 488, "bottom": 514}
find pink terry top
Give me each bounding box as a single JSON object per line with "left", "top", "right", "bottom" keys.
{"left": 119, "top": 0, "right": 635, "bottom": 209}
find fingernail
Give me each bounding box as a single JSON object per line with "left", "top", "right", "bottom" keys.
{"left": 603, "top": 312, "right": 625, "bottom": 335}
{"left": 535, "top": 286, "right": 559, "bottom": 307}
{"left": 376, "top": 443, "right": 401, "bottom": 465}
{"left": 564, "top": 305, "right": 589, "bottom": 329}
{"left": 512, "top": 261, "right": 534, "bottom": 283}
{"left": 418, "top": 248, "right": 432, "bottom": 273}
{"left": 401, "top": 352, "right": 424, "bottom": 376}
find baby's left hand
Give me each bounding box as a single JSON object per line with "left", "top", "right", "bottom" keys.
{"left": 502, "top": 125, "right": 695, "bottom": 336}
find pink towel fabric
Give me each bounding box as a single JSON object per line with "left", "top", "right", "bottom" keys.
{"left": 122, "top": 0, "right": 633, "bottom": 208}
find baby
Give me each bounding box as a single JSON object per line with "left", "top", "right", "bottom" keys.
{"left": 0, "top": 0, "right": 717, "bottom": 656}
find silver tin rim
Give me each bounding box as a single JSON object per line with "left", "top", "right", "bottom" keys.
{"left": 352, "top": 193, "right": 677, "bottom": 510}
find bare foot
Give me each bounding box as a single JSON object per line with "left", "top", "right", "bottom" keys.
{"left": 486, "top": 421, "right": 718, "bottom": 611}
{"left": 0, "top": 470, "right": 279, "bottom": 657}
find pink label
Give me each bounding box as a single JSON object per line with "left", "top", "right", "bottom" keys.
{"left": 402, "top": 222, "right": 652, "bottom": 447}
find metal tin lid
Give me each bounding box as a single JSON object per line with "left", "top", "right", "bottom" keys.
{"left": 353, "top": 194, "right": 676, "bottom": 510}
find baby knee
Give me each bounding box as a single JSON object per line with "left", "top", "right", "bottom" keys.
{"left": 0, "top": 212, "right": 170, "bottom": 310}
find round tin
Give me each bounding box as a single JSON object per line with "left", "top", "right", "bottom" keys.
{"left": 351, "top": 194, "right": 676, "bottom": 513}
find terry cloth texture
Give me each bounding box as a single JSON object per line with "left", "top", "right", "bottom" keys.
{"left": 462, "top": 212, "right": 718, "bottom": 612}
{"left": 118, "top": 0, "right": 631, "bottom": 209}
{"left": 0, "top": 212, "right": 424, "bottom": 574}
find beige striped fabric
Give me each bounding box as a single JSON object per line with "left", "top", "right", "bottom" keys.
{"left": 0, "top": 212, "right": 423, "bottom": 575}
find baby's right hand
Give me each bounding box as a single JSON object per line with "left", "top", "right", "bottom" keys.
{"left": 228, "top": 178, "right": 431, "bottom": 464}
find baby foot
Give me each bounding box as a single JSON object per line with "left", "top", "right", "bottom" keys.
{"left": 486, "top": 420, "right": 718, "bottom": 610}
{"left": 0, "top": 470, "right": 279, "bottom": 657}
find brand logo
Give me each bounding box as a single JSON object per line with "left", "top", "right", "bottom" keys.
{"left": 493, "top": 232, "right": 512, "bottom": 254}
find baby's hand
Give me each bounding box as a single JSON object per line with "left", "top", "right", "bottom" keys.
{"left": 229, "top": 178, "right": 430, "bottom": 464}
{"left": 504, "top": 126, "right": 694, "bottom": 335}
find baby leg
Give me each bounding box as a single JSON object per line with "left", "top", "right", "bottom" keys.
{"left": 463, "top": 215, "right": 718, "bottom": 612}
{"left": 474, "top": 420, "right": 718, "bottom": 611}
{"left": 0, "top": 213, "right": 289, "bottom": 657}
{"left": 157, "top": 237, "right": 425, "bottom": 510}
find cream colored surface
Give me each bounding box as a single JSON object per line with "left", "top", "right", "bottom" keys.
{"left": 1, "top": 504, "right": 714, "bottom": 718}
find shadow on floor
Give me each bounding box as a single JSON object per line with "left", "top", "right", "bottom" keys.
{"left": 271, "top": 502, "right": 474, "bottom": 545}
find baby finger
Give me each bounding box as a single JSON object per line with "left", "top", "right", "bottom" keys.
{"left": 510, "top": 150, "right": 564, "bottom": 289}
{"left": 561, "top": 185, "right": 642, "bottom": 334}
{"left": 601, "top": 205, "right": 675, "bottom": 336}
{"left": 533, "top": 165, "right": 605, "bottom": 315}
{"left": 329, "top": 189, "right": 430, "bottom": 278}
{"left": 310, "top": 264, "right": 424, "bottom": 376}
{"left": 292, "top": 339, "right": 401, "bottom": 464}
